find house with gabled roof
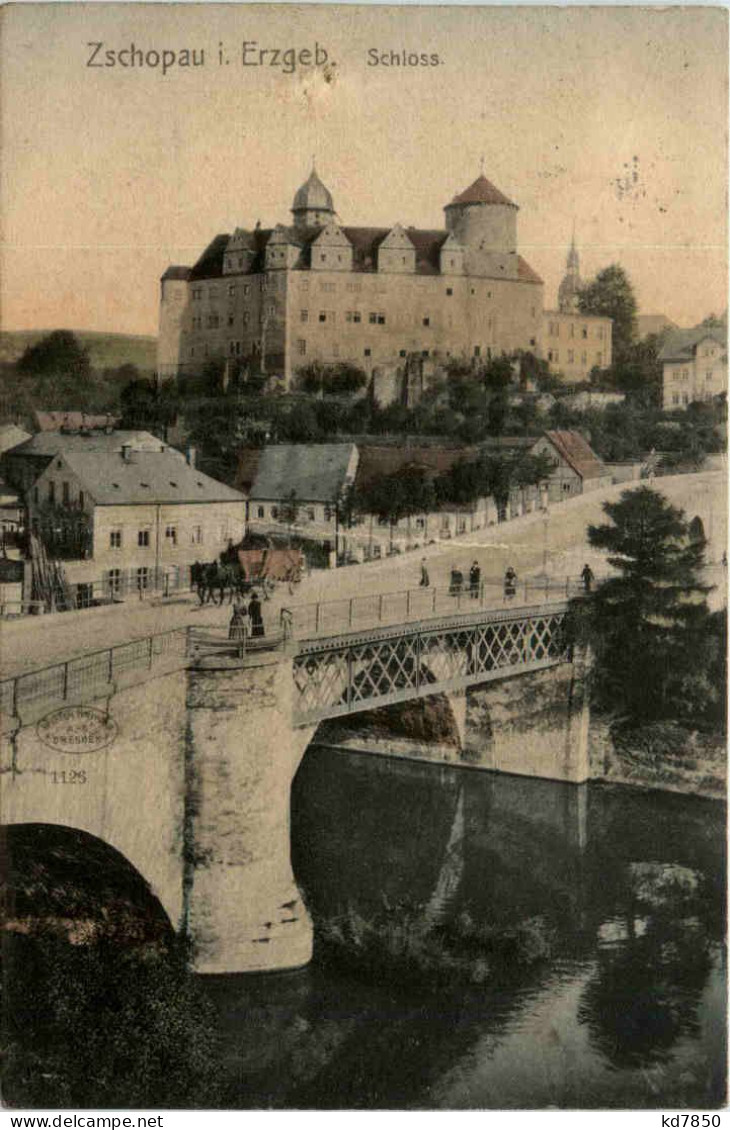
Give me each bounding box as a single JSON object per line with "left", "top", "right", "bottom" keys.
{"left": 27, "top": 446, "right": 245, "bottom": 605}
{"left": 158, "top": 166, "right": 545, "bottom": 397}
{"left": 659, "top": 323, "right": 727, "bottom": 409}
{"left": 529, "top": 430, "right": 611, "bottom": 500}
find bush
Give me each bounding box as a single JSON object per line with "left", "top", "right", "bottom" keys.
{"left": 1, "top": 932, "right": 223, "bottom": 1109}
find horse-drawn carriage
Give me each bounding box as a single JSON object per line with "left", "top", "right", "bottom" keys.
{"left": 191, "top": 535, "right": 306, "bottom": 605}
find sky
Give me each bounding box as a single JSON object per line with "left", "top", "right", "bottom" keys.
{"left": 1, "top": 3, "right": 727, "bottom": 337}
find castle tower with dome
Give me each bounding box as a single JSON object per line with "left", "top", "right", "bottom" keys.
{"left": 157, "top": 166, "right": 607, "bottom": 396}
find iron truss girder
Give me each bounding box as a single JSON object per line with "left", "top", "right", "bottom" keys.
{"left": 291, "top": 603, "right": 570, "bottom": 727}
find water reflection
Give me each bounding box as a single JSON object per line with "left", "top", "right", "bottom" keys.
{"left": 284, "top": 745, "right": 726, "bottom": 1107}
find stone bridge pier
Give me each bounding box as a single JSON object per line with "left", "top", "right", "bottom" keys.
{"left": 185, "top": 655, "right": 315, "bottom": 974}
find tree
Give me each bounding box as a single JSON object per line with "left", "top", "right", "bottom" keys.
{"left": 578, "top": 265, "right": 638, "bottom": 364}
{"left": 578, "top": 487, "right": 717, "bottom": 726}
{"left": 18, "top": 330, "right": 91, "bottom": 383}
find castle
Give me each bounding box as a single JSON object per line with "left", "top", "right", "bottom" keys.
{"left": 157, "top": 167, "right": 611, "bottom": 395}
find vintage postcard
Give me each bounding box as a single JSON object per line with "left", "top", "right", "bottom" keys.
{"left": 0, "top": 2, "right": 727, "bottom": 1114}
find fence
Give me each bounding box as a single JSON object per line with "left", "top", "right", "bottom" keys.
{"left": 281, "top": 574, "right": 601, "bottom": 640}
{"left": 0, "top": 626, "right": 189, "bottom": 720}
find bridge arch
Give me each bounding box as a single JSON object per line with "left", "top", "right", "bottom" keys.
{"left": 1, "top": 822, "right": 175, "bottom": 944}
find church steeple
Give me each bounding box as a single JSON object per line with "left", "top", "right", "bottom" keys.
{"left": 558, "top": 225, "right": 582, "bottom": 313}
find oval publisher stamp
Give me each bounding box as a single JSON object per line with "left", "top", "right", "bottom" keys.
{"left": 36, "top": 706, "right": 118, "bottom": 755}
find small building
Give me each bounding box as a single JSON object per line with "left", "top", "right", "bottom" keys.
{"left": 27, "top": 446, "right": 245, "bottom": 604}
{"left": 530, "top": 430, "right": 611, "bottom": 501}
{"left": 659, "top": 325, "right": 728, "bottom": 410}
{"left": 34, "top": 411, "right": 120, "bottom": 432}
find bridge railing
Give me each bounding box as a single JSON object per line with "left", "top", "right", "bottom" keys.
{"left": 187, "top": 625, "right": 287, "bottom": 661}
{"left": 0, "top": 626, "right": 189, "bottom": 720}
{"left": 281, "top": 574, "right": 602, "bottom": 639}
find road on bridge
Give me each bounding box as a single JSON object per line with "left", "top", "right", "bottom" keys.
{"left": 1, "top": 470, "right": 725, "bottom": 678}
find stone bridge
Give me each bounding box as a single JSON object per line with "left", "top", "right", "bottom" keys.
{"left": 1, "top": 600, "right": 589, "bottom": 975}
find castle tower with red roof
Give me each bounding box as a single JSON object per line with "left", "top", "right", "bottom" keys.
{"left": 444, "top": 173, "right": 519, "bottom": 280}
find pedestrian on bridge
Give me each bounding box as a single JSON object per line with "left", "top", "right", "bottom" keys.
{"left": 581, "top": 562, "right": 595, "bottom": 594}
{"left": 504, "top": 566, "right": 517, "bottom": 600}
{"left": 248, "top": 591, "right": 264, "bottom": 638}
{"left": 420, "top": 558, "right": 430, "bottom": 587}
{"left": 228, "top": 601, "right": 248, "bottom": 643}
{"left": 469, "top": 560, "right": 481, "bottom": 599}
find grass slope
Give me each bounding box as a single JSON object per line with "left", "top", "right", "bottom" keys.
{"left": 0, "top": 330, "right": 157, "bottom": 372}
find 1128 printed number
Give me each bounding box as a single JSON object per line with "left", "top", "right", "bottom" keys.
{"left": 51, "top": 770, "right": 87, "bottom": 785}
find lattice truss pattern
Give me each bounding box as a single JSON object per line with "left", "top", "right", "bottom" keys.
{"left": 292, "top": 610, "right": 566, "bottom": 723}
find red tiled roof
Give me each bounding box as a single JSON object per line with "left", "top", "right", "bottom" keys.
{"left": 354, "top": 444, "right": 479, "bottom": 492}
{"left": 544, "top": 430, "right": 606, "bottom": 481}
{"left": 517, "top": 256, "right": 543, "bottom": 285}
{"left": 446, "top": 175, "right": 517, "bottom": 209}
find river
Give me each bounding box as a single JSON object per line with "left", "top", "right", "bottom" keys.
{"left": 202, "top": 743, "right": 726, "bottom": 1109}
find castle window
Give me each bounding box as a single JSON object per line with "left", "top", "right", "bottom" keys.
{"left": 378, "top": 313, "right": 386, "bottom": 325}
{"left": 582, "top": 326, "right": 588, "bottom": 338}
{"left": 474, "top": 346, "right": 481, "bottom": 358}
{"left": 268, "top": 304, "right": 275, "bottom": 317}
{"left": 399, "top": 350, "right": 407, "bottom": 358}
{"left": 271, "top": 507, "right": 279, "bottom": 520}
{"left": 487, "top": 291, "right": 492, "bottom": 298}
{"left": 319, "top": 312, "right": 327, "bottom": 322}
{"left": 345, "top": 311, "right": 361, "bottom": 323}
{"left": 208, "top": 314, "right": 220, "bottom": 328}
{"left": 450, "top": 259, "right": 455, "bottom": 267}
{"left": 446, "top": 288, "right": 453, "bottom": 296}
{"left": 471, "top": 288, "right": 476, "bottom": 295}
{"left": 192, "top": 288, "right": 202, "bottom": 301}
{"left": 228, "top": 285, "right": 236, "bottom": 297}
{"left": 297, "top": 339, "right": 307, "bottom": 355}
{"left": 228, "top": 315, "right": 234, "bottom": 326}
{"left": 190, "top": 347, "right": 195, "bottom": 358}
{"left": 79, "top": 491, "right": 85, "bottom": 509}
{"left": 706, "top": 370, "right": 714, "bottom": 381}
{"left": 320, "top": 253, "right": 327, "bottom": 262}
{"left": 191, "top": 526, "right": 203, "bottom": 545}
{"left": 422, "top": 350, "right": 430, "bottom": 358}
{"left": 301, "top": 309, "right": 309, "bottom": 323}
{"left": 364, "top": 348, "right": 371, "bottom": 357}
{"left": 243, "top": 284, "right": 251, "bottom": 296}
{"left": 257, "top": 506, "right": 265, "bottom": 519}
{"left": 62, "top": 481, "right": 70, "bottom": 505}
{"left": 369, "top": 312, "right": 377, "bottom": 324}
{"left": 165, "top": 525, "right": 177, "bottom": 546}
{"left": 226, "top": 257, "right": 233, "bottom": 270}
{"left": 422, "top": 317, "right": 430, "bottom": 327}
{"left": 321, "top": 282, "right": 336, "bottom": 293}
{"left": 243, "top": 312, "right": 250, "bottom": 325}
{"left": 138, "top": 529, "right": 150, "bottom": 548}
{"left": 236, "top": 342, "right": 242, "bottom": 355}
{"left": 530, "top": 338, "right": 536, "bottom": 347}
{"left": 300, "top": 279, "right": 310, "bottom": 292}
{"left": 229, "top": 341, "right": 236, "bottom": 355}
{"left": 110, "top": 529, "right": 122, "bottom": 549}
{"left": 672, "top": 394, "right": 680, "bottom": 405}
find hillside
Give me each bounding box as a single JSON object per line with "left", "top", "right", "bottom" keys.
{"left": 0, "top": 330, "right": 157, "bottom": 372}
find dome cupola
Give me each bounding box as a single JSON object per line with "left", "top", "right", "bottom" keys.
{"left": 291, "top": 164, "right": 335, "bottom": 230}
